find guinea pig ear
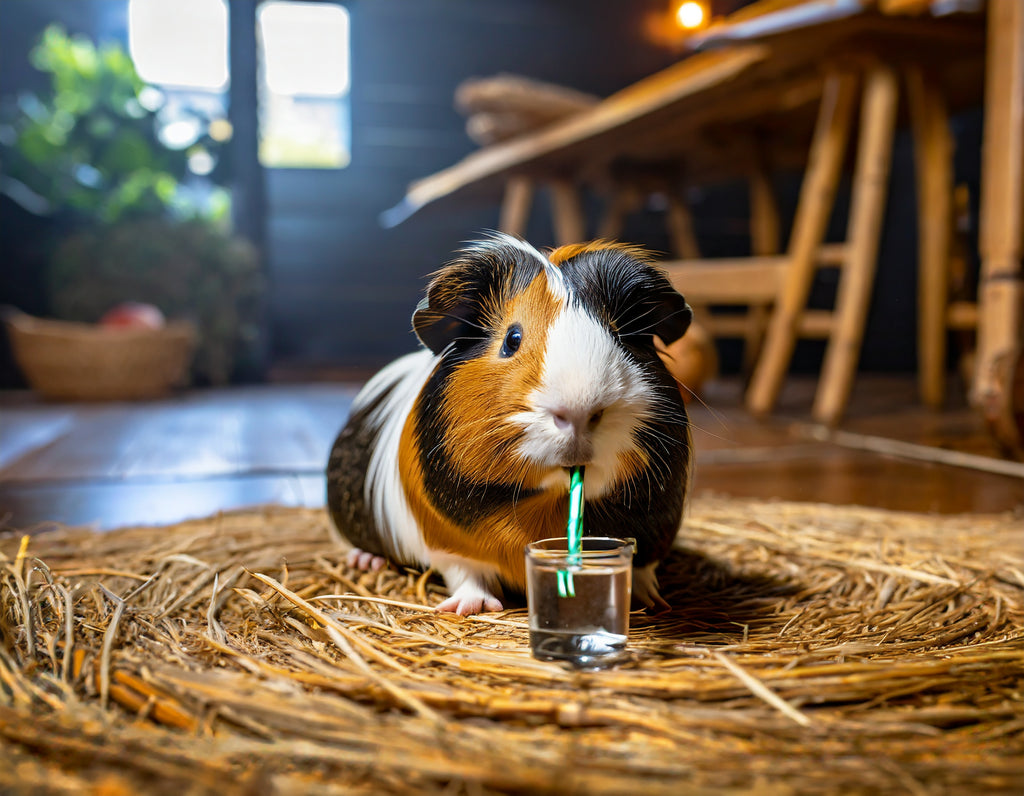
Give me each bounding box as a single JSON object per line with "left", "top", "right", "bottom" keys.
{"left": 646, "top": 284, "right": 693, "bottom": 346}
{"left": 412, "top": 296, "right": 470, "bottom": 355}
{"left": 411, "top": 266, "right": 490, "bottom": 355}
{"left": 412, "top": 233, "right": 546, "bottom": 354}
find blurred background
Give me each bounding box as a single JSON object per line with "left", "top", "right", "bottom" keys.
{"left": 3, "top": 0, "right": 1021, "bottom": 531}
{"left": 0, "top": 0, "right": 981, "bottom": 387}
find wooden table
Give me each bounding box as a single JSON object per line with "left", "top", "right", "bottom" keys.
{"left": 691, "top": 0, "right": 1022, "bottom": 444}
{"left": 384, "top": 1, "right": 1018, "bottom": 434}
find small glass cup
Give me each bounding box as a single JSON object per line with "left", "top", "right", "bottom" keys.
{"left": 525, "top": 536, "right": 635, "bottom": 667}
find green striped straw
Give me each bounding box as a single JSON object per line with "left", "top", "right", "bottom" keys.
{"left": 557, "top": 466, "right": 585, "bottom": 598}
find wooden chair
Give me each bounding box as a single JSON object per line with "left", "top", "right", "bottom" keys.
{"left": 659, "top": 63, "right": 900, "bottom": 425}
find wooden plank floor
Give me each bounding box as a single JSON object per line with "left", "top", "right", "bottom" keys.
{"left": 1, "top": 375, "right": 1021, "bottom": 532}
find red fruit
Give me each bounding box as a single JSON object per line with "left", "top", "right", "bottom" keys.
{"left": 99, "top": 302, "right": 166, "bottom": 330}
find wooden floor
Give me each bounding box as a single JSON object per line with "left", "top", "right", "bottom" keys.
{"left": 1, "top": 375, "right": 1021, "bottom": 532}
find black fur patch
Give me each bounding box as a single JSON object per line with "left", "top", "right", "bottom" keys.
{"left": 326, "top": 388, "right": 396, "bottom": 561}
{"left": 557, "top": 247, "right": 692, "bottom": 346}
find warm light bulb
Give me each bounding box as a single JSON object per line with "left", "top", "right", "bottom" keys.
{"left": 675, "top": 1, "right": 706, "bottom": 30}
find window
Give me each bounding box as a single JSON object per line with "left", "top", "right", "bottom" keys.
{"left": 129, "top": 0, "right": 350, "bottom": 173}
{"left": 257, "top": 2, "right": 351, "bottom": 169}
{"left": 129, "top": 0, "right": 229, "bottom": 91}
{"left": 128, "top": 0, "right": 230, "bottom": 214}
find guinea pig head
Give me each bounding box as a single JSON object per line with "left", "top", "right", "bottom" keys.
{"left": 412, "top": 234, "right": 692, "bottom": 498}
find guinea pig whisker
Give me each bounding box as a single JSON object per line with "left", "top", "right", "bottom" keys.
{"left": 633, "top": 428, "right": 680, "bottom": 485}
{"left": 614, "top": 304, "right": 692, "bottom": 337}
{"left": 675, "top": 386, "right": 732, "bottom": 432}
{"left": 612, "top": 304, "right": 663, "bottom": 335}
{"left": 644, "top": 386, "right": 733, "bottom": 443}
{"left": 636, "top": 419, "right": 685, "bottom": 451}
{"left": 671, "top": 410, "right": 739, "bottom": 446}
{"left": 634, "top": 305, "right": 694, "bottom": 333}
{"left": 509, "top": 462, "right": 532, "bottom": 514}
{"left": 645, "top": 388, "right": 689, "bottom": 418}
{"left": 641, "top": 445, "right": 673, "bottom": 487}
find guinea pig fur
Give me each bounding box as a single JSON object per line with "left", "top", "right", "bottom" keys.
{"left": 326, "top": 233, "right": 693, "bottom": 615}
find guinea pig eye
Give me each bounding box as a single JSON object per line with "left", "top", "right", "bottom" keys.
{"left": 500, "top": 324, "right": 523, "bottom": 358}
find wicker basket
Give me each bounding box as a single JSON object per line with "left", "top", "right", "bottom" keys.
{"left": 5, "top": 312, "right": 197, "bottom": 401}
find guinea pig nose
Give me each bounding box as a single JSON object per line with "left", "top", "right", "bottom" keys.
{"left": 551, "top": 408, "right": 575, "bottom": 432}
{"left": 550, "top": 406, "right": 604, "bottom": 434}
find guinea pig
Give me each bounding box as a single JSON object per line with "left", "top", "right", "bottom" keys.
{"left": 326, "top": 233, "right": 693, "bottom": 615}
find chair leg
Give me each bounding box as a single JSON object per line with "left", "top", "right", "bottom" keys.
{"left": 906, "top": 66, "right": 953, "bottom": 410}
{"left": 812, "top": 63, "right": 900, "bottom": 426}
{"left": 746, "top": 70, "right": 859, "bottom": 417}
{"left": 499, "top": 176, "right": 534, "bottom": 237}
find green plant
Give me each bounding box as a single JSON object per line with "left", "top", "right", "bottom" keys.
{"left": 49, "top": 218, "right": 264, "bottom": 385}
{"left": 0, "top": 25, "right": 225, "bottom": 224}
{"left": 0, "top": 25, "right": 263, "bottom": 386}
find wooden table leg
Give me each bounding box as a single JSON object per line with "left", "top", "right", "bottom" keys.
{"left": 549, "top": 180, "right": 587, "bottom": 245}
{"left": 813, "top": 63, "right": 899, "bottom": 426}
{"left": 974, "top": 0, "right": 1024, "bottom": 447}
{"left": 598, "top": 185, "right": 639, "bottom": 241}
{"left": 666, "top": 194, "right": 701, "bottom": 259}
{"left": 746, "top": 71, "right": 858, "bottom": 417}
{"left": 906, "top": 66, "right": 953, "bottom": 410}
{"left": 498, "top": 176, "right": 534, "bottom": 236}
{"left": 749, "top": 150, "right": 780, "bottom": 259}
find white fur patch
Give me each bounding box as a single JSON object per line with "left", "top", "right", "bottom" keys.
{"left": 541, "top": 259, "right": 567, "bottom": 303}
{"left": 428, "top": 551, "right": 503, "bottom": 613}
{"left": 359, "top": 349, "right": 436, "bottom": 566}
{"left": 511, "top": 305, "right": 652, "bottom": 497}
{"left": 485, "top": 231, "right": 566, "bottom": 302}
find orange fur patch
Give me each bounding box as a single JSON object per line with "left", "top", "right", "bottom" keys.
{"left": 397, "top": 410, "right": 466, "bottom": 561}
{"left": 438, "top": 273, "right": 560, "bottom": 489}
{"left": 547, "top": 240, "right": 653, "bottom": 266}
{"left": 400, "top": 400, "right": 570, "bottom": 591}
{"left": 398, "top": 270, "right": 578, "bottom": 589}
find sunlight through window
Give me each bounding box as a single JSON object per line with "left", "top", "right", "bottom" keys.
{"left": 259, "top": 2, "right": 349, "bottom": 97}
{"left": 257, "top": 1, "right": 351, "bottom": 169}
{"left": 128, "top": 0, "right": 229, "bottom": 90}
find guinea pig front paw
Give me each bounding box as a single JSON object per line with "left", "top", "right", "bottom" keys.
{"left": 345, "top": 547, "right": 388, "bottom": 573}
{"left": 435, "top": 581, "right": 504, "bottom": 616}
